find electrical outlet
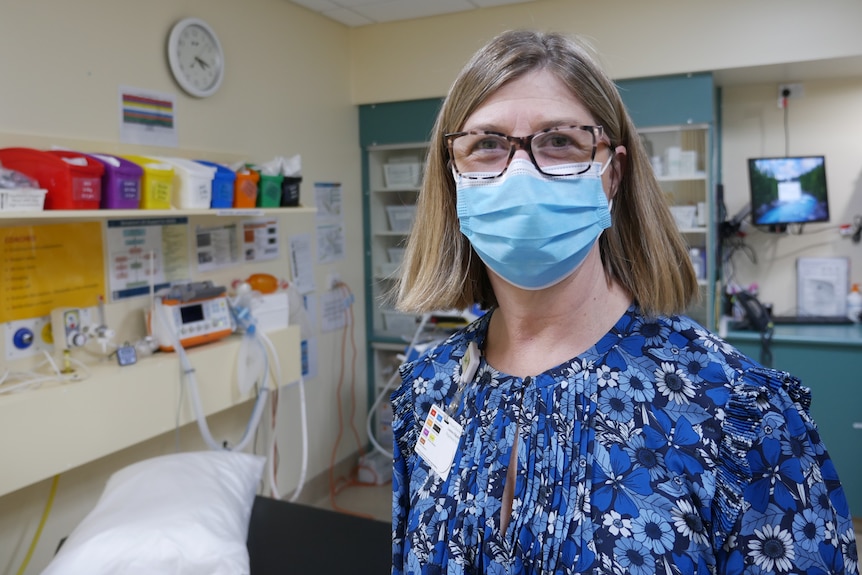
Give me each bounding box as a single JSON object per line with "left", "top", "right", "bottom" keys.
{"left": 778, "top": 83, "right": 804, "bottom": 101}
{"left": 4, "top": 315, "right": 54, "bottom": 360}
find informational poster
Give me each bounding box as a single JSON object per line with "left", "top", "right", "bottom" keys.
{"left": 119, "top": 86, "right": 178, "bottom": 147}
{"left": 0, "top": 222, "right": 105, "bottom": 322}
{"left": 106, "top": 218, "right": 190, "bottom": 301}
{"left": 288, "top": 232, "right": 315, "bottom": 294}
{"left": 241, "top": 218, "right": 279, "bottom": 262}
{"left": 797, "top": 257, "right": 849, "bottom": 316}
{"left": 320, "top": 287, "right": 347, "bottom": 332}
{"left": 314, "top": 182, "right": 345, "bottom": 263}
{"left": 195, "top": 223, "right": 239, "bottom": 272}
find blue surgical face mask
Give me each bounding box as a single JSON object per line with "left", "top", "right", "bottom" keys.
{"left": 455, "top": 158, "right": 613, "bottom": 290}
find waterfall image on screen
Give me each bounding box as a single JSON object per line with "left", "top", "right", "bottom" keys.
{"left": 748, "top": 156, "right": 829, "bottom": 226}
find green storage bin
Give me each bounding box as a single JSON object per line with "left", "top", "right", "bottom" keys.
{"left": 257, "top": 173, "right": 283, "bottom": 207}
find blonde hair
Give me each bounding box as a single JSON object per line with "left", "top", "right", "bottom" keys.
{"left": 395, "top": 29, "right": 698, "bottom": 317}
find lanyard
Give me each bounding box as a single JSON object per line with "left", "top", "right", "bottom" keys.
{"left": 446, "top": 341, "right": 480, "bottom": 417}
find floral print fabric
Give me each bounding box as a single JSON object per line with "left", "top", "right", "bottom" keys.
{"left": 391, "top": 306, "right": 858, "bottom": 574}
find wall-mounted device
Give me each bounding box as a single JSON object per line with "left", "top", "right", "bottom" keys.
{"left": 150, "top": 281, "right": 234, "bottom": 352}
{"left": 51, "top": 307, "right": 93, "bottom": 352}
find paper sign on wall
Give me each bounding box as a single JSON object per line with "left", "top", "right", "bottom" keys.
{"left": 0, "top": 222, "right": 105, "bottom": 322}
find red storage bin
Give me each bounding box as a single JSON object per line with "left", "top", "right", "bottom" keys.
{"left": 0, "top": 147, "right": 104, "bottom": 209}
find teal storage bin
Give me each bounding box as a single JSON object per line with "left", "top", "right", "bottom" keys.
{"left": 195, "top": 160, "right": 235, "bottom": 208}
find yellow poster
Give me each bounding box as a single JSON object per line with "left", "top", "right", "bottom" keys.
{"left": 1, "top": 222, "right": 105, "bottom": 323}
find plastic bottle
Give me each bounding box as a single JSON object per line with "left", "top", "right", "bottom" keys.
{"left": 847, "top": 283, "right": 862, "bottom": 323}
{"left": 688, "top": 248, "right": 704, "bottom": 280}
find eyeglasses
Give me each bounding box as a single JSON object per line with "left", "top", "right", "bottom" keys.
{"left": 444, "top": 125, "right": 607, "bottom": 179}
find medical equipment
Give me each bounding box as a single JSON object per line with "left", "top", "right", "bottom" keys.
{"left": 149, "top": 281, "right": 234, "bottom": 352}
{"left": 364, "top": 306, "right": 483, "bottom": 461}
{"left": 151, "top": 278, "right": 308, "bottom": 502}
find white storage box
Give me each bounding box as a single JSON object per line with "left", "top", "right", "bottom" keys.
{"left": 387, "top": 247, "right": 406, "bottom": 263}
{"left": 386, "top": 205, "right": 416, "bottom": 233}
{"left": 379, "top": 262, "right": 400, "bottom": 277}
{"left": 0, "top": 188, "right": 47, "bottom": 211}
{"left": 669, "top": 205, "right": 697, "bottom": 229}
{"left": 382, "top": 310, "right": 417, "bottom": 335}
{"left": 383, "top": 162, "right": 421, "bottom": 188}
{"left": 155, "top": 157, "right": 216, "bottom": 209}
{"left": 250, "top": 291, "right": 289, "bottom": 333}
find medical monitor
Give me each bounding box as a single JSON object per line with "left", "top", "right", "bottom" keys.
{"left": 748, "top": 155, "right": 829, "bottom": 227}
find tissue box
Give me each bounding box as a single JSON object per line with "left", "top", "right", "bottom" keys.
{"left": 0, "top": 188, "right": 47, "bottom": 211}
{"left": 669, "top": 205, "right": 697, "bottom": 229}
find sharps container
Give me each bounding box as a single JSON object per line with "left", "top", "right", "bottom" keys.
{"left": 195, "top": 160, "right": 235, "bottom": 208}
{"left": 89, "top": 153, "right": 142, "bottom": 209}
{"left": 0, "top": 147, "right": 104, "bottom": 210}
{"left": 121, "top": 155, "right": 174, "bottom": 210}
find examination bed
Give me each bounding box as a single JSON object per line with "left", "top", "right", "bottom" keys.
{"left": 42, "top": 451, "right": 392, "bottom": 574}
{"left": 247, "top": 495, "right": 391, "bottom": 574}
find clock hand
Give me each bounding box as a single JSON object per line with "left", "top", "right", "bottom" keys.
{"left": 194, "top": 56, "right": 210, "bottom": 70}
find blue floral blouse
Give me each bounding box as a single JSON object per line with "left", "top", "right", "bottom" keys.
{"left": 391, "top": 306, "right": 859, "bottom": 574}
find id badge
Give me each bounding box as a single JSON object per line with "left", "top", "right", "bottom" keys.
{"left": 415, "top": 403, "right": 463, "bottom": 481}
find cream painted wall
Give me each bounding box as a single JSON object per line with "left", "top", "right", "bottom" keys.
{"left": 3, "top": 0, "right": 862, "bottom": 572}
{"left": 721, "top": 77, "right": 862, "bottom": 314}
{"left": 348, "top": 0, "right": 862, "bottom": 105}
{"left": 0, "top": 1, "right": 369, "bottom": 573}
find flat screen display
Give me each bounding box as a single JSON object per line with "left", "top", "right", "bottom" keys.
{"left": 180, "top": 303, "right": 205, "bottom": 324}
{"left": 748, "top": 156, "right": 829, "bottom": 226}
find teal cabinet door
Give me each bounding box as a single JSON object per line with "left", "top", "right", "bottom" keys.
{"left": 730, "top": 336, "right": 862, "bottom": 518}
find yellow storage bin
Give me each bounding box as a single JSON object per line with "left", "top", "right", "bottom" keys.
{"left": 121, "top": 155, "right": 174, "bottom": 210}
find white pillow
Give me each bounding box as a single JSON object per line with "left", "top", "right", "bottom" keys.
{"left": 42, "top": 450, "right": 265, "bottom": 575}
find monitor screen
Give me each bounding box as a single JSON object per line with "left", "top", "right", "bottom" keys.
{"left": 748, "top": 156, "right": 829, "bottom": 226}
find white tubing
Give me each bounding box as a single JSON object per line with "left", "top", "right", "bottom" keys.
{"left": 155, "top": 300, "right": 267, "bottom": 452}
{"left": 366, "top": 312, "right": 432, "bottom": 459}
{"left": 259, "top": 330, "right": 308, "bottom": 502}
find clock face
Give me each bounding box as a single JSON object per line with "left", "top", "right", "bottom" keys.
{"left": 168, "top": 18, "right": 224, "bottom": 98}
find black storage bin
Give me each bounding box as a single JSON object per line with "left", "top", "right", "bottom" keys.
{"left": 280, "top": 176, "right": 301, "bottom": 207}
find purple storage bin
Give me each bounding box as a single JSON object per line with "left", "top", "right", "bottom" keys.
{"left": 90, "top": 153, "right": 143, "bottom": 209}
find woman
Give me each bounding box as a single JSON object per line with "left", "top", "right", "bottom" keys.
{"left": 391, "top": 29, "right": 858, "bottom": 574}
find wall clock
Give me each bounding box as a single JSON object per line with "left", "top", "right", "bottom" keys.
{"left": 167, "top": 17, "right": 225, "bottom": 98}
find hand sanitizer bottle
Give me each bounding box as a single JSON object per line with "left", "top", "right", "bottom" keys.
{"left": 846, "top": 283, "right": 862, "bottom": 323}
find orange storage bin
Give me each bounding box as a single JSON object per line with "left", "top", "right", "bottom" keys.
{"left": 233, "top": 169, "right": 259, "bottom": 208}
{"left": 0, "top": 147, "right": 103, "bottom": 210}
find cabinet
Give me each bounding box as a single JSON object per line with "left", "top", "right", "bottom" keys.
{"left": 363, "top": 143, "right": 426, "bottom": 445}
{"left": 638, "top": 124, "right": 716, "bottom": 329}
{"left": 365, "top": 143, "right": 426, "bottom": 342}
{"left": 725, "top": 325, "right": 862, "bottom": 518}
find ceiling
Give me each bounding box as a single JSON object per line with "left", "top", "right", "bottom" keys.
{"left": 288, "top": 0, "right": 535, "bottom": 27}
{"left": 288, "top": 0, "right": 862, "bottom": 87}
